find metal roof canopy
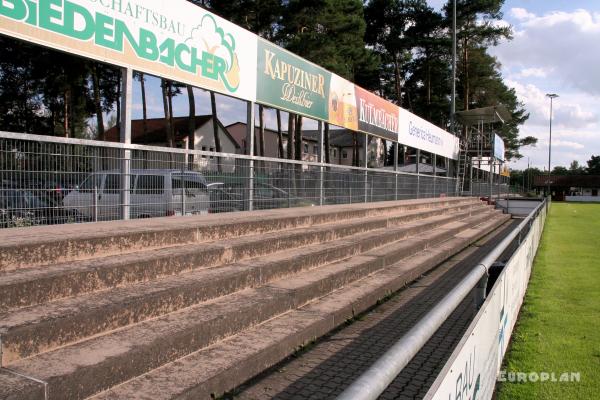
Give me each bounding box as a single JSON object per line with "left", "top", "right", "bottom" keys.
{"left": 455, "top": 105, "right": 512, "bottom": 126}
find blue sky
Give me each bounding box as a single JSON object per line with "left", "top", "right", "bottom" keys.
{"left": 428, "top": 0, "right": 600, "bottom": 171}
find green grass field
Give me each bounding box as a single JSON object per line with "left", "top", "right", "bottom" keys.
{"left": 496, "top": 202, "right": 600, "bottom": 399}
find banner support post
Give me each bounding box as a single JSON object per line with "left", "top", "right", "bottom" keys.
{"left": 318, "top": 121, "right": 324, "bottom": 206}
{"left": 364, "top": 133, "right": 369, "bottom": 203}
{"left": 394, "top": 142, "right": 399, "bottom": 200}
{"left": 416, "top": 149, "right": 421, "bottom": 198}
{"left": 119, "top": 67, "right": 132, "bottom": 221}
{"left": 246, "top": 101, "right": 255, "bottom": 211}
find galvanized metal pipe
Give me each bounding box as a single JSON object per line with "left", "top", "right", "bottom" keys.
{"left": 119, "top": 67, "right": 132, "bottom": 220}
{"left": 336, "top": 199, "right": 546, "bottom": 400}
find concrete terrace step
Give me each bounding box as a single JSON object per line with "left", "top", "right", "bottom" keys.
{"left": 0, "top": 208, "right": 496, "bottom": 365}
{"left": 0, "top": 201, "right": 487, "bottom": 310}
{"left": 0, "top": 369, "right": 45, "bottom": 400}
{"left": 0, "top": 197, "right": 479, "bottom": 271}
{"left": 1, "top": 214, "right": 506, "bottom": 400}
{"left": 89, "top": 214, "right": 511, "bottom": 400}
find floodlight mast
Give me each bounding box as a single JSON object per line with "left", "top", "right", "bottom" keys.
{"left": 546, "top": 93, "right": 558, "bottom": 197}
{"left": 450, "top": 0, "right": 457, "bottom": 136}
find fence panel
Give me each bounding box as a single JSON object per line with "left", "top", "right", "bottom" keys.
{"left": 1, "top": 132, "right": 463, "bottom": 229}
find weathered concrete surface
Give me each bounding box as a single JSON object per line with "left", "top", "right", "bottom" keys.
{"left": 0, "top": 207, "right": 494, "bottom": 365}
{"left": 90, "top": 214, "right": 510, "bottom": 400}
{"left": 0, "top": 201, "right": 483, "bottom": 311}
{"left": 235, "top": 219, "right": 518, "bottom": 400}
{"left": 0, "top": 197, "right": 476, "bottom": 271}
{"left": 0, "top": 369, "right": 45, "bottom": 400}
{"left": 0, "top": 197, "right": 509, "bottom": 400}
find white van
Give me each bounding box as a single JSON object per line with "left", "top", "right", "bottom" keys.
{"left": 63, "top": 170, "right": 210, "bottom": 220}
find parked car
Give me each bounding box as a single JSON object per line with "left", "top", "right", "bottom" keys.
{"left": 253, "top": 182, "right": 316, "bottom": 210}
{"left": 63, "top": 170, "right": 210, "bottom": 220}
{"left": 219, "top": 182, "right": 315, "bottom": 211}
{"left": 0, "top": 187, "right": 82, "bottom": 227}
{"left": 207, "top": 182, "right": 244, "bottom": 213}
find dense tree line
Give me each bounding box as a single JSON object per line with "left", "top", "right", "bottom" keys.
{"left": 0, "top": 0, "right": 533, "bottom": 161}
{"left": 548, "top": 156, "right": 600, "bottom": 176}
{"left": 510, "top": 155, "right": 600, "bottom": 192}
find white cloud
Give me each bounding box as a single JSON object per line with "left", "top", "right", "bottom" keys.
{"left": 511, "top": 8, "right": 536, "bottom": 21}
{"left": 493, "top": 9, "right": 600, "bottom": 96}
{"left": 549, "top": 140, "right": 585, "bottom": 150}
{"left": 518, "top": 67, "right": 548, "bottom": 78}
{"left": 505, "top": 77, "right": 598, "bottom": 128}
{"left": 523, "top": 9, "right": 600, "bottom": 32}
{"left": 501, "top": 76, "right": 600, "bottom": 170}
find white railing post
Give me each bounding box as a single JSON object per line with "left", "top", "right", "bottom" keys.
{"left": 364, "top": 133, "right": 369, "bottom": 203}
{"left": 246, "top": 101, "right": 255, "bottom": 211}
{"left": 394, "top": 142, "right": 399, "bottom": 201}
{"left": 120, "top": 67, "right": 132, "bottom": 220}
{"left": 318, "top": 121, "right": 324, "bottom": 206}
{"left": 416, "top": 149, "right": 421, "bottom": 199}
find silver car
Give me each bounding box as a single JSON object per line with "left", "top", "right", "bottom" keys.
{"left": 63, "top": 170, "right": 210, "bottom": 220}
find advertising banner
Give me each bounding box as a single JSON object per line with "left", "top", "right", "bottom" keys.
{"left": 256, "top": 39, "right": 330, "bottom": 121}
{"left": 398, "top": 108, "right": 460, "bottom": 160}
{"left": 0, "top": 0, "right": 258, "bottom": 101}
{"left": 494, "top": 134, "right": 506, "bottom": 161}
{"left": 424, "top": 206, "right": 547, "bottom": 400}
{"left": 354, "top": 86, "right": 399, "bottom": 142}
{"left": 328, "top": 74, "right": 358, "bottom": 131}
{"left": 1, "top": 0, "right": 461, "bottom": 160}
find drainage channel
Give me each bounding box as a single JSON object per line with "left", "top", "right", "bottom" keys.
{"left": 231, "top": 219, "right": 522, "bottom": 400}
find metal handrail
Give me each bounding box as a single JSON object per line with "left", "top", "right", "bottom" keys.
{"left": 336, "top": 198, "right": 548, "bottom": 400}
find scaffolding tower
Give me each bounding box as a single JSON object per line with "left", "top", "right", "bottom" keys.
{"left": 455, "top": 105, "right": 511, "bottom": 198}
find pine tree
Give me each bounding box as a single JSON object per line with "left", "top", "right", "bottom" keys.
{"left": 365, "top": 0, "right": 437, "bottom": 105}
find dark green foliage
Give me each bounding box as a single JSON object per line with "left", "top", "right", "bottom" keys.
{"left": 0, "top": 36, "right": 120, "bottom": 139}
{"left": 586, "top": 155, "right": 600, "bottom": 175}
{"left": 278, "top": 0, "right": 379, "bottom": 86}
{"left": 206, "top": 0, "right": 282, "bottom": 39}
{"left": 442, "top": 0, "right": 529, "bottom": 158}
{"left": 0, "top": 0, "right": 533, "bottom": 159}
{"left": 365, "top": 0, "right": 441, "bottom": 105}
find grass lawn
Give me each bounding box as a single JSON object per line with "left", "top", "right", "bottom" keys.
{"left": 496, "top": 202, "right": 600, "bottom": 399}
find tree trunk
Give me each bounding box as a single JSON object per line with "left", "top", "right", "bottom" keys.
{"left": 140, "top": 73, "right": 148, "bottom": 142}
{"left": 161, "top": 80, "right": 173, "bottom": 147}
{"left": 63, "top": 90, "right": 69, "bottom": 138}
{"left": 324, "top": 123, "right": 330, "bottom": 164}
{"left": 426, "top": 50, "right": 431, "bottom": 105}
{"left": 50, "top": 108, "right": 56, "bottom": 136}
{"left": 167, "top": 81, "right": 175, "bottom": 147}
{"left": 210, "top": 92, "right": 221, "bottom": 153}
{"left": 258, "top": 105, "right": 265, "bottom": 157}
{"left": 276, "top": 109, "right": 284, "bottom": 158}
{"left": 406, "top": 90, "right": 413, "bottom": 112}
{"left": 187, "top": 85, "right": 195, "bottom": 150}
{"left": 394, "top": 54, "right": 403, "bottom": 106}
{"left": 352, "top": 132, "right": 358, "bottom": 167}
{"left": 463, "top": 39, "right": 470, "bottom": 111}
{"left": 426, "top": 51, "right": 432, "bottom": 121}
{"left": 294, "top": 115, "right": 303, "bottom": 161}
{"left": 69, "top": 85, "right": 75, "bottom": 138}
{"left": 210, "top": 91, "right": 222, "bottom": 172}
{"left": 92, "top": 64, "right": 104, "bottom": 141}
{"left": 287, "top": 113, "right": 295, "bottom": 160}
{"left": 116, "top": 74, "right": 121, "bottom": 134}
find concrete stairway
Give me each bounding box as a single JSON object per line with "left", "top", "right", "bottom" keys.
{"left": 0, "top": 197, "right": 510, "bottom": 400}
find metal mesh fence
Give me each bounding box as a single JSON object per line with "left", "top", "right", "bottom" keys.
{"left": 1, "top": 132, "right": 461, "bottom": 229}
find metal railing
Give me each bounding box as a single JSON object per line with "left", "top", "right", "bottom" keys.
{"left": 0, "top": 131, "right": 459, "bottom": 229}
{"left": 336, "top": 198, "right": 548, "bottom": 400}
